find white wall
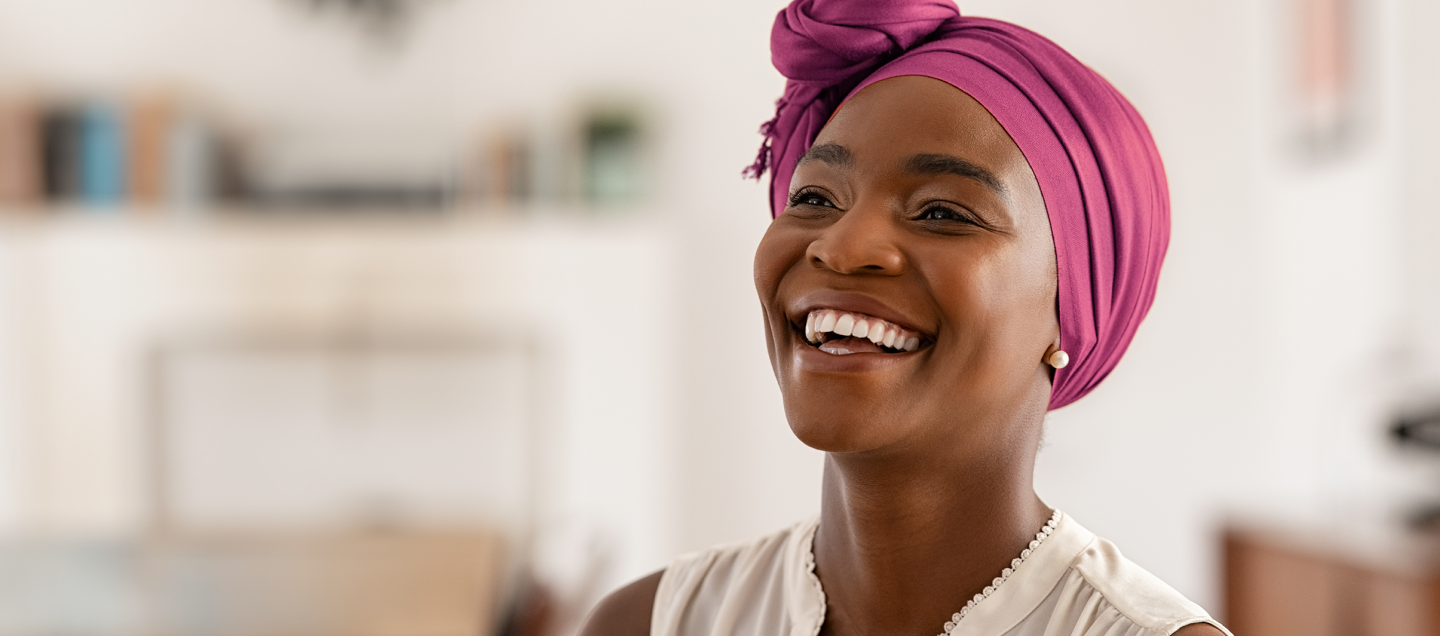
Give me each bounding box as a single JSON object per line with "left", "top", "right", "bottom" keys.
{"left": 1399, "top": 0, "right": 1440, "bottom": 389}
{"left": 2, "top": 0, "right": 1439, "bottom": 616}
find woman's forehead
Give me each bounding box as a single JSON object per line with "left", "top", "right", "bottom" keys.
{"left": 808, "top": 76, "right": 1037, "bottom": 203}
{"left": 815, "top": 75, "right": 1026, "bottom": 177}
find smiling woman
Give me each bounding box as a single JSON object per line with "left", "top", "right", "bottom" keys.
{"left": 760, "top": 76, "right": 1059, "bottom": 458}
{"left": 579, "top": 1, "right": 1229, "bottom": 636}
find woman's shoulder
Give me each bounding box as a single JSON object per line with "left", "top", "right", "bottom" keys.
{"left": 962, "top": 513, "right": 1229, "bottom": 636}
{"left": 1074, "top": 536, "right": 1220, "bottom": 629}
{"left": 1018, "top": 519, "right": 1231, "bottom": 636}
{"left": 582, "top": 518, "right": 820, "bottom": 636}
{"left": 664, "top": 517, "right": 815, "bottom": 584}
{"left": 655, "top": 518, "right": 819, "bottom": 635}
{"left": 578, "top": 570, "right": 664, "bottom": 636}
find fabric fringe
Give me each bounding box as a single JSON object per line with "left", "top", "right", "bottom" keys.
{"left": 742, "top": 99, "right": 784, "bottom": 180}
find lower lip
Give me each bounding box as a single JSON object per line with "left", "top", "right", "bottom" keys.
{"left": 791, "top": 331, "right": 920, "bottom": 373}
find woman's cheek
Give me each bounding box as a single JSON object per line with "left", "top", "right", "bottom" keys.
{"left": 754, "top": 225, "right": 811, "bottom": 294}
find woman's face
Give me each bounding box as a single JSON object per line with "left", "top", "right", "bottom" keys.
{"left": 754, "top": 75, "right": 1058, "bottom": 456}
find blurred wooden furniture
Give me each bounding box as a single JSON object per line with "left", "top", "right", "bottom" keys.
{"left": 1225, "top": 517, "right": 1440, "bottom": 636}
{"left": 147, "top": 531, "right": 505, "bottom": 636}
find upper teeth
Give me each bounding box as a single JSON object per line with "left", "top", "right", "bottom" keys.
{"left": 804, "top": 309, "right": 921, "bottom": 352}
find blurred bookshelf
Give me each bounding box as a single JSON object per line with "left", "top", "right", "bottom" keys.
{"left": 0, "top": 91, "right": 652, "bottom": 222}
{"left": 0, "top": 205, "right": 664, "bottom": 228}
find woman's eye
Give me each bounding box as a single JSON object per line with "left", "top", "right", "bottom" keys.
{"left": 790, "top": 190, "right": 835, "bottom": 208}
{"left": 917, "top": 205, "right": 968, "bottom": 222}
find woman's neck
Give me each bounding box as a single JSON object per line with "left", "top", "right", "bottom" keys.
{"left": 813, "top": 434, "right": 1049, "bottom": 636}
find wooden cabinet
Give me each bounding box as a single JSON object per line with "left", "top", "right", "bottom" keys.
{"left": 1225, "top": 521, "right": 1440, "bottom": 636}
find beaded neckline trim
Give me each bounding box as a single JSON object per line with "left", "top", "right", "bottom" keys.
{"left": 800, "top": 519, "right": 826, "bottom": 636}
{"left": 937, "top": 509, "right": 1061, "bottom": 636}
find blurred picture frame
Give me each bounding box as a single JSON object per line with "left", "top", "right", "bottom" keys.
{"left": 1292, "top": 0, "right": 1364, "bottom": 162}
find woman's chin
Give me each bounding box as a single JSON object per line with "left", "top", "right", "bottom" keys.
{"left": 783, "top": 403, "right": 911, "bottom": 454}
{"left": 788, "top": 424, "right": 876, "bottom": 454}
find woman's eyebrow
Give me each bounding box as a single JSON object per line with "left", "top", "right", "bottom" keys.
{"left": 905, "top": 153, "right": 1008, "bottom": 197}
{"left": 797, "top": 143, "right": 852, "bottom": 168}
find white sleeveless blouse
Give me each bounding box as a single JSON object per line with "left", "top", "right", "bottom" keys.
{"left": 651, "top": 512, "right": 1231, "bottom": 636}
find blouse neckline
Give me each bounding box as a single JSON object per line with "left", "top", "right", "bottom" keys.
{"left": 789, "top": 511, "right": 1094, "bottom": 636}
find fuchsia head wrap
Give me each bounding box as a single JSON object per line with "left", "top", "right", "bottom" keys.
{"left": 747, "top": 0, "right": 1170, "bottom": 410}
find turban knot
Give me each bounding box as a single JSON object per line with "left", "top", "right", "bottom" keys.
{"left": 743, "top": 0, "right": 959, "bottom": 180}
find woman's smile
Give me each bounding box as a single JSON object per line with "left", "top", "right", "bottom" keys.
{"left": 786, "top": 296, "right": 934, "bottom": 375}
{"left": 803, "top": 310, "right": 922, "bottom": 354}
{"left": 788, "top": 290, "right": 933, "bottom": 358}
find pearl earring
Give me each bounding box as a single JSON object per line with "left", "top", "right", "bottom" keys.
{"left": 1047, "top": 350, "right": 1069, "bottom": 369}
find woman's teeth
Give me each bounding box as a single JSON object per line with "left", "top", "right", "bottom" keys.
{"left": 803, "top": 309, "right": 921, "bottom": 353}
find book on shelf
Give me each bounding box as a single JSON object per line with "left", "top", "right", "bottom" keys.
{"left": 165, "top": 110, "right": 215, "bottom": 210}
{"left": 0, "top": 98, "right": 41, "bottom": 208}
{"left": 78, "top": 103, "right": 127, "bottom": 207}
{"left": 127, "top": 96, "right": 171, "bottom": 207}
{"left": 41, "top": 105, "right": 81, "bottom": 202}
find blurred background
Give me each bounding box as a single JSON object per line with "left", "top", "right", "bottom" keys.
{"left": 0, "top": 0, "right": 1438, "bottom": 634}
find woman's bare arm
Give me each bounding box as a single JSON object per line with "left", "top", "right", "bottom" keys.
{"left": 1173, "top": 622, "right": 1227, "bottom": 636}
{"left": 576, "top": 570, "right": 664, "bottom": 636}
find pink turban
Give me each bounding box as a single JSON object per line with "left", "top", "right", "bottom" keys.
{"left": 747, "top": 0, "right": 1169, "bottom": 410}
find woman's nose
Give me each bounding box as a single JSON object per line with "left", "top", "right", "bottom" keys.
{"left": 805, "top": 203, "right": 905, "bottom": 275}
